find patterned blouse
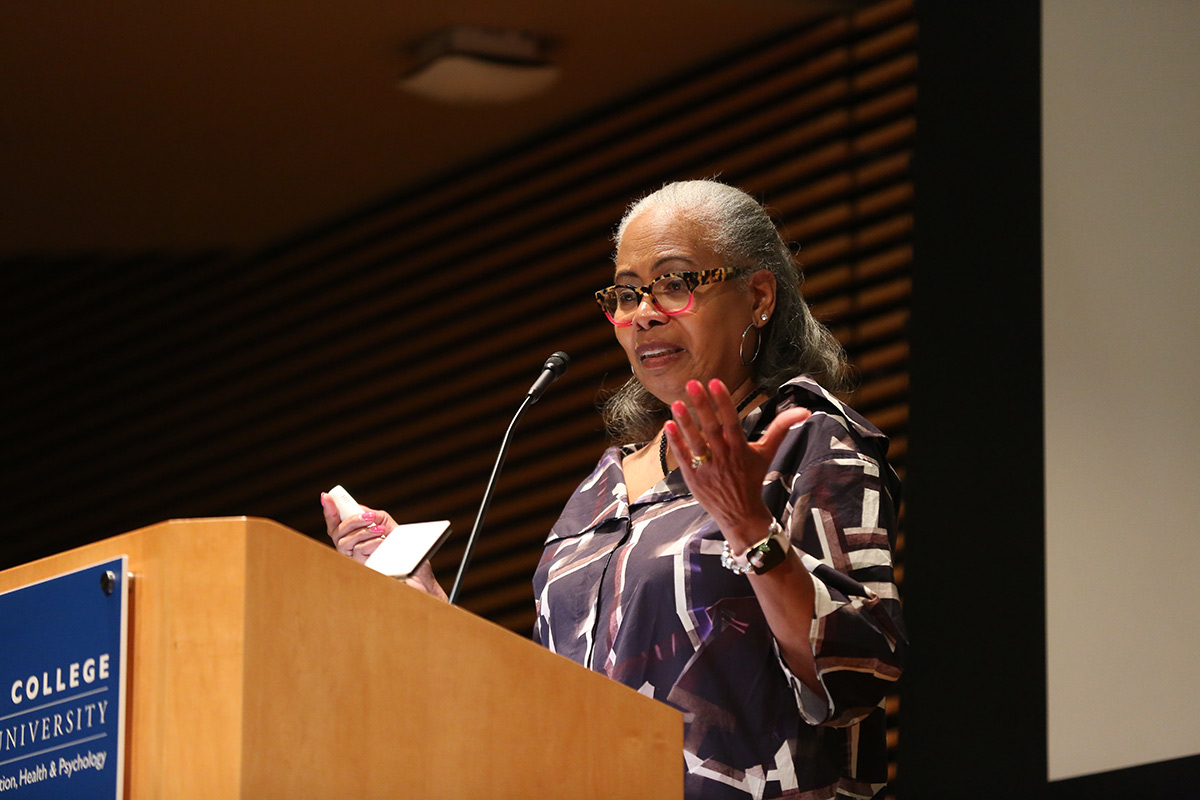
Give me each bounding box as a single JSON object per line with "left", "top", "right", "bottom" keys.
{"left": 532, "top": 375, "right": 906, "bottom": 800}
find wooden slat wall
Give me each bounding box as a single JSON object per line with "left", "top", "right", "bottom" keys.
{"left": 5, "top": 0, "right": 913, "bottom": 790}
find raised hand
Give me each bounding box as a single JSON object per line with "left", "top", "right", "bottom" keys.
{"left": 664, "top": 378, "right": 811, "bottom": 551}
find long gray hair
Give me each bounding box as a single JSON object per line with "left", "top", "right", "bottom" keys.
{"left": 601, "top": 179, "right": 850, "bottom": 445}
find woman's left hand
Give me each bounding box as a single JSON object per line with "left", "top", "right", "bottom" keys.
{"left": 665, "top": 378, "right": 811, "bottom": 551}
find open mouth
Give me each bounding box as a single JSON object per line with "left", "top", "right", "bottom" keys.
{"left": 637, "top": 344, "right": 684, "bottom": 363}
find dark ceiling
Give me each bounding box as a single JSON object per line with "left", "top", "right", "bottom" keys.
{"left": 0, "top": 0, "right": 845, "bottom": 257}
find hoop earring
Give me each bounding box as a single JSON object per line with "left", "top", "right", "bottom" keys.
{"left": 740, "top": 322, "right": 762, "bottom": 366}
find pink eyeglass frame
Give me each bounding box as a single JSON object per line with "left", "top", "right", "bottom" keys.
{"left": 594, "top": 268, "right": 743, "bottom": 327}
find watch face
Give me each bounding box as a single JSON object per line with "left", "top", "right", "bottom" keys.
{"left": 749, "top": 535, "right": 787, "bottom": 574}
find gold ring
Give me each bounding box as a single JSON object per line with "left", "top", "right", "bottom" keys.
{"left": 690, "top": 451, "right": 711, "bottom": 469}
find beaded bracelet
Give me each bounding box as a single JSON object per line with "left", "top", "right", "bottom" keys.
{"left": 720, "top": 520, "right": 790, "bottom": 575}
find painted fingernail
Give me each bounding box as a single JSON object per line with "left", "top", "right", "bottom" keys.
{"left": 368, "top": 525, "right": 386, "bottom": 534}
{"left": 362, "top": 511, "right": 376, "bottom": 521}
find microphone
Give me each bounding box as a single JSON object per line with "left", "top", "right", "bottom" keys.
{"left": 448, "top": 352, "right": 570, "bottom": 605}
{"left": 526, "top": 351, "right": 570, "bottom": 402}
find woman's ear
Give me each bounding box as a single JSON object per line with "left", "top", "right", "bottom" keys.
{"left": 749, "top": 269, "right": 777, "bottom": 323}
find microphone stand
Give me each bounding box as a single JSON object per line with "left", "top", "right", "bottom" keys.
{"left": 447, "top": 393, "right": 534, "bottom": 606}
{"left": 448, "top": 352, "right": 567, "bottom": 606}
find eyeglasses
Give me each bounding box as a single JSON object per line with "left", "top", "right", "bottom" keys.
{"left": 594, "top": 268, "right": 744, "bottom": 327}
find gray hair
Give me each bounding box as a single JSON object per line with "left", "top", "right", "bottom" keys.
{"left": 601, "top": 179, "right": 850, "bottom": 444}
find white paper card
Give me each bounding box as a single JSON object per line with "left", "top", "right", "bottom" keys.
{"left": 364, "top": 520, "right": 452, "bottom": 578}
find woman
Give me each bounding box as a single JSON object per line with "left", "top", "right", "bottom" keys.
{"left": 324, "top": 180, "right": 905, "bottom": 800}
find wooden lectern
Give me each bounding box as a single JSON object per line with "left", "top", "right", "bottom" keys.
{"left": 0, "top": 518, "right": 682, "bottom": 798}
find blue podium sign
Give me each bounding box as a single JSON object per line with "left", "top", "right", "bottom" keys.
{"left": 0, "top": 557, "right": 128, "bottom": 799}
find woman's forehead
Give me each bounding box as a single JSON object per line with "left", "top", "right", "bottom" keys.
{"left": 614, "top": 208, "right": 717, "bottom": 278}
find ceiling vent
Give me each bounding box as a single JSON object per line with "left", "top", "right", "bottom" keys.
{"left": 398, "top": 26, "right": 560, "bottom": 105}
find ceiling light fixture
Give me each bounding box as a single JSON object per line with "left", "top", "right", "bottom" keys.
{"left": 397, "top": 26, "right": 560, "bottom": 106}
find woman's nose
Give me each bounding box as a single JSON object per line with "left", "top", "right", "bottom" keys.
{"left": 632, "top": 292, "right": 667, "bottom": 327}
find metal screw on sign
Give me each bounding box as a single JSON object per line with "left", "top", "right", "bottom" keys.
{"left": 100, "top": 570, "right": 117, "bottom": 596}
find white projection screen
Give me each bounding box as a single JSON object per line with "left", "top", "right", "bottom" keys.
{"left": 1042, "top": 0, "right": 1200, "bottom": 782}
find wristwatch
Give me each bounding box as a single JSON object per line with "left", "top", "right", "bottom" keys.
{"left": 721, "top": 520, "right": 790, "bottom": 575}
